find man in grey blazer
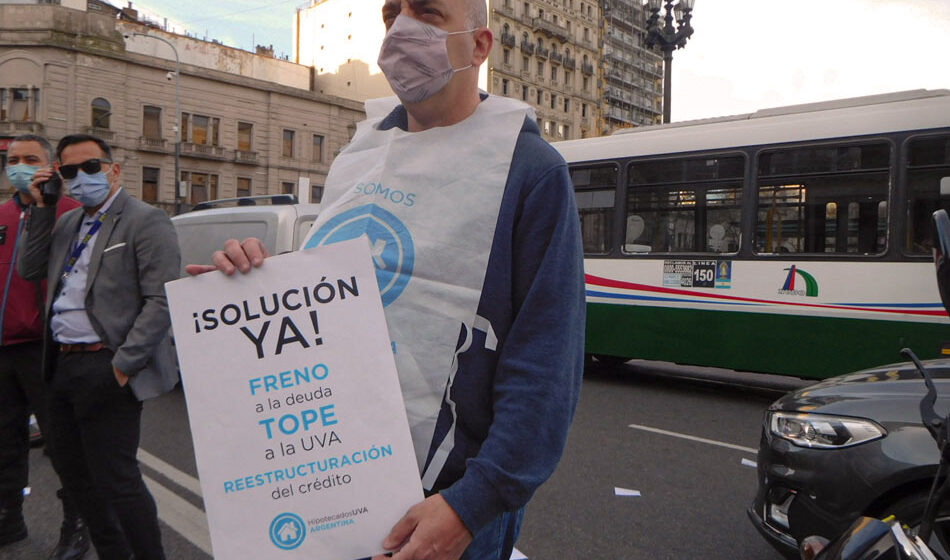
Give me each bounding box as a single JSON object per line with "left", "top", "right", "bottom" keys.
{"left": 18, "top": 134, "right": 179, "bottom": 560}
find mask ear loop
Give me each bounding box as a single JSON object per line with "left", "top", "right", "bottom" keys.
{"left": 446, "top": 28, "right": 478, "bottom": 74}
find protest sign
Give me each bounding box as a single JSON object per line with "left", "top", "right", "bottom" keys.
{"left": 165, "top": 237, "right": 423, "bottom": 559}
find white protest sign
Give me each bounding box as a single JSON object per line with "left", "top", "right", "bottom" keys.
{"left": 165, "top": 237, "right": 423, "bottom": 559}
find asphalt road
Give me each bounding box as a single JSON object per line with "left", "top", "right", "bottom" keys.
{"left": 6, "top": 360, "right": 813, "bottom": 559}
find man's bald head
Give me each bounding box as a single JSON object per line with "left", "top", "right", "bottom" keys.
{"left": 462, "top": 0, "right": 486, "bottom": 28}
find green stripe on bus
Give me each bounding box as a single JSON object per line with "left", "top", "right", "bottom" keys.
{"left": 586, "top": 303, "right": 948, "bottom": 379}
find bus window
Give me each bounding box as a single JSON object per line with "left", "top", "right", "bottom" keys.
{"left": 626, "top": 155, "right": 743, "bottom": 254}
{"left": 755, "top": 143, "right": 890, "bottom": 255}
{"left": 571, "top": 165, "right": 618, "bottom": 255}
{"left": 906, "top": 135, "right": 950, "bottom": 254}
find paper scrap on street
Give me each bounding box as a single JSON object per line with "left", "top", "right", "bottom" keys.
{"left": 510, "top": 548, "right": 528, "bottom": 559}
{"left": 614, "top": 487, "right": 641, "bottom": 497}
{"left": 741, "top": 458, "right": 757, "bottom": 468}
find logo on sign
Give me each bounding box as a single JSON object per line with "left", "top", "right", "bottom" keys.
{"left": 269, "top": 512, "right": 306, "bottom": 550}
{"left": 305, "top": 204, "right": 415, "bottom": 307}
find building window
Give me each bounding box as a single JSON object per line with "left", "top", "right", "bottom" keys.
{"left": 312, "top": 134, "right": 325, "bottom": 164}
{"left": 142, "top": 106, "right": 162, "bottom": 139}
{"left": 142, "top": 167, "right": 159, "bottom": 203}
{"left": 565, "top": 70, "right": 572, "bottom": 88}
{"left": 182, "top": 171, "right": 219, "bottom": 205}
{"left": 523, "top": 56, "right": 529, "bottom": 70}
{"left": 544, "top": 121, "right": 552, "bottom": 135}
{"left": 8, "top": 89, "right": 36, "bottom": 121}
{"left": 502, "top": 79, "right": 509, "bottom": 96}
{"left": 537, "top": 89, "right": 542, "bottom": 105}
{"left": 282, "top": 129, "right": 295, "bottom": 158}
{"left": 237, "top": 177, "right": 251, "bottom": 198}
{"left": 238, "top": 122, "right": 253, "bottom": 152}
{"left": 281, "top": 181, "right": 295, "bottom": 195}
{"left": 503, "top": 49, "right": 511, "bottom": 65}
{"left": 182, "top": 113, "right": 220, "bottom": 146}
{"left": 91, "top": 98, "right": 111, "bottom": 129}
{"left": 582, "top": 103, "right": 588, "bottom": 117}
{"left": 551, "top": 66, "right": 558, "bottom": 82}
{"left": 311, "top": 184, "right": 324, "bottom": 202}
{"left": 583, "top": 76, "right": 590, "bottom": 91}
{"left": 537, "top": 60, "right": 544, "bottom": 76}
{"left": 564, "top": 98, "right": 570, "bottom": 112}
{"left": 551, "top": 94, "right": 556, "bottom": 110}
{"left": 522, "top": 86, "right": 528, "bottom": 102}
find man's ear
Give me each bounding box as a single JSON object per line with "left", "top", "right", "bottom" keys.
{"left": 472, "top": 27, "right": 493, "bottom": 66}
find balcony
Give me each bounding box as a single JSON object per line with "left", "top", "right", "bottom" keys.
{"left": 0, "top": 121, "right": 44, "bottom": 135}
{"left": 234, "top": 150, "right": 260, "bottom": 165}
{"left": 181, "top": 142, "right": 229, "bottom": 160}
{"left": 564, "top": 57, "right": 577, "bottom": 70}
{"left": 520, "top": 40, "right": 535, "bottom": 54}
{"left": 581, "top": 62, "right": 594, "bottom": 75}
{"left": 531, "top": 17, "right": 569, "bottom": 42}
{"left": 137, "top": 136, "right": 168, "bottom": 153}
{"left": 550, "top": 51, "right": 563, "bottom": 65}
{"left": 500, "top": 32, "right": 516, "bottom": 48}
{"left": 84, "top": 126, "right": 115, "bottom": 142}
{"left": 536, "top": 47, "right": 549, "bottom": 60}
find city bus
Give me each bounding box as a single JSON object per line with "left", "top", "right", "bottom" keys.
{"left": 554, "top": 89, "right": 950, "bottom": 378}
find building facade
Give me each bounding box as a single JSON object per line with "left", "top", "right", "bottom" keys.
{"left": 489, "top": 0, "right": 603, "bottom": 140}
{"left": 601, "top": 0, "right": 663, "bottom": 132}
{"left": 0, "top": 2, "right": 365, "bottom": 212}
{"left": 294, "top": 0, "right": 393, "bottom": 101}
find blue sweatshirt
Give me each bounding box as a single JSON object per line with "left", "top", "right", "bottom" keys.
{"left": 378, "top": 101, "right": 586, "bottom": 534}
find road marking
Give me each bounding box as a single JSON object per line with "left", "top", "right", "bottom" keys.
{"left": 628, "top": 423, "right": 757, "bottom": 454}
{"left": 741, "top": 458, "right": 758, "bottom": 468}
{"left": 143, "top": 475, "right": 213, "bottom": 556}
{"left": 139, "top": 449, "right": 203, "bottom": 497}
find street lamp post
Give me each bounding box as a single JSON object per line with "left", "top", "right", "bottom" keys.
{"left": 130, "top": 32, "right": 182, "bottom": 214}
{"left": 644, "top": 0, "right": 695, "bottom": 124}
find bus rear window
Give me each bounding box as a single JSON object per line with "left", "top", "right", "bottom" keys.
{"left": 571, "top": 165, "right": 618, "bottom": 255}
{"left": 755, "top": 142, "right": 890, "bottom": 255}
{"left": 906, "top": 135, "right": 950, "bottom": 254}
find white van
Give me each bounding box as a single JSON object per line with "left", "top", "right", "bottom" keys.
{"left": 171, "top": 195, "right": 320, "bottom": 277}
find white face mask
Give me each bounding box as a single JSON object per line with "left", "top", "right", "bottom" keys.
{"left": 377, "top": 14, "right": 475, "bottom": 104}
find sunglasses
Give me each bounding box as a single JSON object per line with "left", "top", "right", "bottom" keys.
{"left": 59, "top": 159, "right": 112, "bottom": 180}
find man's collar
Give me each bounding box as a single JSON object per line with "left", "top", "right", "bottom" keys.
{"left": 380, "top": 92, "right": 490, "bottom": 132}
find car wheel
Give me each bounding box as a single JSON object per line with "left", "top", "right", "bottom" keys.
{"left": 882, "top": 491, "right": 950, "bottom": 556}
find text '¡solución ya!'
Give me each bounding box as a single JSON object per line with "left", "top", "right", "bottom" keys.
{"left": 189, "top": 276, "right": 360, "bottom": 360}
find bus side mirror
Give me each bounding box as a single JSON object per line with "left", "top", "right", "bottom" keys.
{"left": 934, "top": 209, "right": 950, "bottom": 316}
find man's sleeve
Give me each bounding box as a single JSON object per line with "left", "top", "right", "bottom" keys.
{"left": 16, "top": 205, "right": 57, "bottom": 281}
{"left": 441, "top": 161, "right": 586, "bottom": 533}
{"left": 112, "top": 208, "right": 181, "bottom": 376}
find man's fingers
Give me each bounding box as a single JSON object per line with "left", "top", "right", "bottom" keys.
{"left": 209, "top": 250, "right": 238, "bottom": 276}
{"left": 383, "top": 510, "right": 418, "bottom": 550}
{"left": 221, "top": 238, "right": 252, "bottom": 273}
{"left": 242, "top": 237, "right": 270, "bottom": 266}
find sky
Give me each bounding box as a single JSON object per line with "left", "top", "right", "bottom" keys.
{"left": 115, "top": 0, "right": 950, "bottom": 122}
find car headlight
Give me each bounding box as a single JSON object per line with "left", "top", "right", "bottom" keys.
{"left": 769, "top": 411, "right": 886, "bottom": 449}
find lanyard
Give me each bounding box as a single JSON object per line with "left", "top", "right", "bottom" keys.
{"left": 62, "top": 213, "right": 107, "bottom": 281}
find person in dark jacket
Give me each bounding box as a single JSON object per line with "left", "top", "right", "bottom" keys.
{"left": 0, "top": 134, "right": 88, "bottom": 559}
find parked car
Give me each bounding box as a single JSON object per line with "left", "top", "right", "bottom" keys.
{"left": 170, "top": 195, "right": 320, "bottom": 277}
{"left": 748, "top": 358, "right": 950, "bottom": 557}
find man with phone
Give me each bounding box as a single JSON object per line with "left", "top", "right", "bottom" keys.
{"left": 0, "top": 134, "right": 87, "bottom": 559}
{"left": 18, "top": 134, "right": 180, "bottom": 560}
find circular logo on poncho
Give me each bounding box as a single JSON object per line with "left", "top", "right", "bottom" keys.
{"left": 304, "top": 204, "right": 415, "bottom": 307}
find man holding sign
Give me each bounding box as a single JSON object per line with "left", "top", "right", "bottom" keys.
{"left": 188, "top": 0, "right": 586, "bottom": 558}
